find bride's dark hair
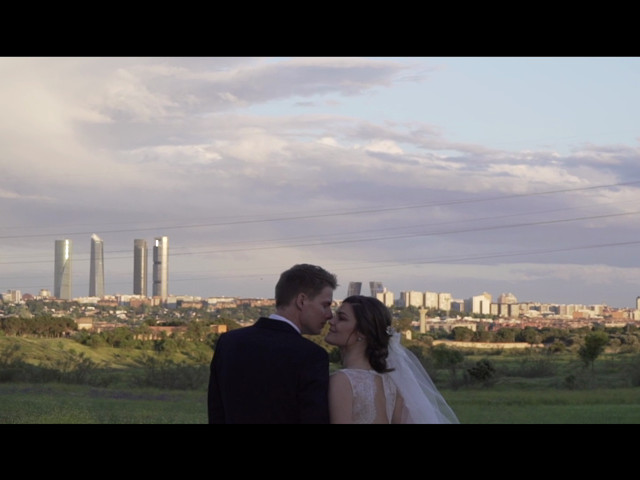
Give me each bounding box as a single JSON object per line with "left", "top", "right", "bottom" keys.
{"left": 342, "top": 295, "right": 395, "bottom": 374}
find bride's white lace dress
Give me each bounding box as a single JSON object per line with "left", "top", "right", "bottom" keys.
{"left": 338, "top": 369, "right": 398, "bottom": 424}
{"left": 336, "top": 334, "right": 460, "bottom": 424}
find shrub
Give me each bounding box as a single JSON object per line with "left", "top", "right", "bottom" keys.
{"left": 466, "top": 359, "right": 497, "bottom": 387}
{"left": 132, "top": 355, "right": 209, "bottom": 390}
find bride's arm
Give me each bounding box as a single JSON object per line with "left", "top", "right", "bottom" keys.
{"left": 328, "top": 371, "right": 354, "bottom": 424}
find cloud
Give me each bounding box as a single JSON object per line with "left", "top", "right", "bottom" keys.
{"left": 2, "top": 57, "right": 640, "bottom": 308}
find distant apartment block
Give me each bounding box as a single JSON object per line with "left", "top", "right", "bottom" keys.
{"left": 450, "top": 299, "right": 465, "bottom": 313}
{"left": 424, "top": 291, "right": 439, "bottom": 309}
{"left": 491, "top": 302, "right": 511, "bottom": 317}
{"left": 438, "top": 292, "right": 452, "bottom": 311}
{"left": 467, "top": 292, "right": 492, "bottom": 315}
{"left": 376, "top": 290, "right": 395, "bottom": 307}
{"left": 400, "top": 290, "right": 424, "bottom": 308}
{"left": 2, "top": 290, "right": 22, "bottom": 303}
{"left": 498, "top": 292, "right": 518, "bottom": 304}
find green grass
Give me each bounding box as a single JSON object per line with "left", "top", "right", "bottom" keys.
{"left": 444, "top": 387, "right": 640, "bottom": 424}
{"left": 0, "top": 383, "right": 207, "bottom": 424}
{"left": 2, "top": 335, "right": 640, "bottom": 423}
{"left": 0, "top": 335, "right": 200, "bottom": 369}
{"left": 1, "top": 382, "right": 639, "bottom": 424}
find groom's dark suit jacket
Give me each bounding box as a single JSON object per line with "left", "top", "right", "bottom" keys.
{"left": 207, "top": 317, "right": 330, "bottom": 424}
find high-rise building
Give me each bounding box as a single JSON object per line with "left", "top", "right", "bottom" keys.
{"left": 370, "top": 281, "right": 384, "bottom": 297}
{"left": 347, "top": 282, "right": 362, "bottom": 296}
{"left": 400, "top": 290, "right": 424, "bottom": 308}
{"left": 498, "top": 292, "right": 518, "bottom": 304}
{"left": 152, "top": 236, "right": 169, "bottom": 300}
{"left": 470, "top": 292, "right": 492, "bottom": 315}
{"left": 2, "top": 290, "right": 22, "bottom": 303}
{"left": 425, "top": 291, "right": 439, "bottom": 309}
{"left": 54, "top": 239, "right": 72, "bottom": 300}
{"left": 377, "top": 290, "right": 395, "bottom": 307}
{"left": 438, "top": 292, "right": 452, "bottom": 311}
{"left": 133, "top": 239, "right": 148, "bottom": 296}
{"left": 89, "top": 234, "right": 105, "bottom": 297}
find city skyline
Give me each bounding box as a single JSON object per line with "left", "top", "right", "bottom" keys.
{"left": 8, "top": 229, "right": 640, "bottom": 310}
{"left": 6, "top": 234, "right": 640, "bottom": 309}
{"left": 3, "top": 58, "right": 640, "bottom": 308}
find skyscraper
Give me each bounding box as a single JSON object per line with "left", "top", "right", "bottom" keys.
{"left": 89, "top": 234, "right": 105, "bottom": 297}
{"left": 370, "top": 281, "right": 384, "bottom": 297}
{"left": 54, "top": 239, "right": 72, "bottom": 300}
{"left": 153, "top": 236, "right": 168, "bottom": 300}
{"left": 133, "top": 239, "right": 148, "bottom": 296}
{"left": 347, "top": 282, "right": 362, "bottom": 296}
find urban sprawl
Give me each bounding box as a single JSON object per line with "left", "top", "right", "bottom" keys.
{"left": 3, "top": 235, "right": 640, "bottom": 334}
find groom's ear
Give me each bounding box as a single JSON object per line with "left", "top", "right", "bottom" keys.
{"left": 295, "top": 293, "right": 306, "bottom": 310}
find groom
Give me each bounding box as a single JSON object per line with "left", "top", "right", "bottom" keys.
{"left": 207, "top": 263, "right": 338, "bottom": 424}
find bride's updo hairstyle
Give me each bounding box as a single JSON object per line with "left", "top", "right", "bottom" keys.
{"left": 342, "top": 295, "right": 395, "bottom": 374}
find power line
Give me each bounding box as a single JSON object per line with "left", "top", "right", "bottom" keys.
{"left": 2, "top": 179, "right": 639, "bottom": 240}
{"left": 3, "top": 207, "right": 639, "bottom": 264}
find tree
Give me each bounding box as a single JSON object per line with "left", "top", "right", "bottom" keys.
{"left": 103, "top": 327, "right": 136, "bottom": 348}
{"left": 578, "top": 330, "right": 609, "bottom": 372}
{"left": 539, "top": 327, "right": 571, "bottom": 345}
{"left": 451, "top": 326, "right": 474, "bottom": 341}
{"left": 494, "top": 327, "right": 517, "bottom": 343}
{"left": 518, "top": 327, "right": 542, "bottom": 347}
{"left": 184, "top": 321, "right": 208, "bottom": 342}
{"left": 473, "top": 329, "right": 494, "bottom": 342}
{"left": 393, "top": 306, "right": 416, "bottom": 333}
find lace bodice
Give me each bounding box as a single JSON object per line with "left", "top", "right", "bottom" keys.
{"left": 337, "top": 369, "right": 397, "bottom": 424}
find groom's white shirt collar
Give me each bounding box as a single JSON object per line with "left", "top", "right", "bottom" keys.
{"left": 269, "top": 313, "right": 300, "bottom": 334}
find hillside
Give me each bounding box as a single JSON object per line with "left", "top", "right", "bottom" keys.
{"left": 0, "top": 335, "right": 211, "bottom": 370}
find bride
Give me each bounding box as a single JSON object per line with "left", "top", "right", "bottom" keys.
{"left": 324, "top": 295, "right": 459, "bottom": 424}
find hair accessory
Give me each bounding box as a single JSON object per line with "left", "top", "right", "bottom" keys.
{"left": 386, "top": 326, "right": 395, "bottom": 336}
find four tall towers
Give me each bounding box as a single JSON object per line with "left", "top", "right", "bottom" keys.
{"left": 53, "top": 235, "right": 168, "bottom": 300}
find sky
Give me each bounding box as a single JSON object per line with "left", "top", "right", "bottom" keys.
{"left": 2, "top": 56, "right": 640, "bottom": 308}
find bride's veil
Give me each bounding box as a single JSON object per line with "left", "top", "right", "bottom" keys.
{"left": 386, "top": 332, "right": 459, "bottom": 424}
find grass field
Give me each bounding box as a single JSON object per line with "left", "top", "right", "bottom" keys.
{"left": 1, "top": 335, "right": 640, "bottom": 424}
{"left": 0, "top": 383, "right": 207, "bottom": 424}
{"left": 446, "top": 387, "right": 640, "bottom": 424}
{"left": 2, "top": 382, "right": 639, "bottom": 424}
